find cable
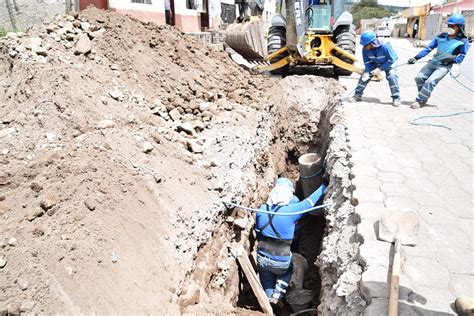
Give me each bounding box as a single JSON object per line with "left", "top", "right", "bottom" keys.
{"left": 222, "top": 201, "right": 331, "bottom": 216}
{"left": 306, "top": 7, "right": 314, "bottom": 28}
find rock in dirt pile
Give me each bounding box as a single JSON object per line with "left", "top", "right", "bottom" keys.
{"left": 0, "top": 7, "right": 348, "bottom": 315}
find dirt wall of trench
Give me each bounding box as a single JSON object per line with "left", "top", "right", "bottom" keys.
{"left": 181, "top": 75, "right": 369, "bottom": 315}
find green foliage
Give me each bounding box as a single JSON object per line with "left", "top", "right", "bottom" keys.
{"left": 351, "top": 0, "right": 391, "bottom": 27}
{"left": 0, "top": 29, "right": 24, "bottom": 38}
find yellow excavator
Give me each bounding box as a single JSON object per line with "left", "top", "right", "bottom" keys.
{"left": 225, "top": 0, "right": 363, "bottom": 76}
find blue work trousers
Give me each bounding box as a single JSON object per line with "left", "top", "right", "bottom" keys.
{"left": 415, "top": 62, "right": 450, "bottom": 104}
{"left": 354, "top": 68, "right": 400, "bottom": 101}
{"left": 257, "top": 253, "right": 293, "bottom": 300}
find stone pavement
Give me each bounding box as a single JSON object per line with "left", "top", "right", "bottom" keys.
{"left": 339, "top": 38, "right": 473, "bottom": 314}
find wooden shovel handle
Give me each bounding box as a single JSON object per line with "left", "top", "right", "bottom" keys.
{"left": 388, "top": 241, "right": 401, "bottom": 316}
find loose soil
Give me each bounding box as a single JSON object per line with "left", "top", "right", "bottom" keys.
{"left": 0, "top": 8, "right": 363, "bottom": 315}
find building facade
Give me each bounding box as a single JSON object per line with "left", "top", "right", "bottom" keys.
{"left": 107, "top": 0, "right": 166, "bottom": 25}
{"left": 430, "top": 0, "right": 474, "bottom": 37}
{"left": 90, "top": 0, "right": 280, "bottom": 33}
{"left": 106, "top": 0, "right": 205, "bottom": 32}
{"left": 401, "top": 3, "right": 431, "bottom": 39}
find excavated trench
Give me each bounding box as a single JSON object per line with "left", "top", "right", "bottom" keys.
{"left": 235, "top": 149, "right": 328, "bottom": 315}
{"left": 177, "top": 76, "right": 364, "bottom": 315}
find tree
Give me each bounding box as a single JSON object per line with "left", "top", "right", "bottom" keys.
{"left": 351, "top": 0, "right": 390, "bottom": 27}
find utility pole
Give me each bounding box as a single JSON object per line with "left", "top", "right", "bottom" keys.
{"left": 5, "top": 0, "right": 18, "bottom": 31}
{"left": 66, "top": 0, "right": 72, "bottom": 13}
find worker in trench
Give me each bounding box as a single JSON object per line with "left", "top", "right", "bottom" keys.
{"left": 255, "top": 177, "right": 326, "bottom": 306}
{"left": 408, "top": 13, "right": 470, "bottom": 109}
{"left": 349, "top": 30, "right": 401, "bottom": 107}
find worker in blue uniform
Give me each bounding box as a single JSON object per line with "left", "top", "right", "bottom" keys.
{"left": 349, "top": 30, "right": 401, "bottom": 106}
{"left": 408, "top": 13, "right": 470, "bottom": 109}
{"left": 255, "top": 177, "right": 326, "bottom": 305}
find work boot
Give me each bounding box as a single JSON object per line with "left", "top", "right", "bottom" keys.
{"left": 455, "top": 296, "right": 474, "bottom": 316}
{"left": 411, "top": 101, "right": 423, "bottom": 109}
{"left": 392, "top": 99, "right": 401, "bottom": 107}
{"left": 269, "top": 297, "right": 284, "bottom": 309}
{"left": 348, "top": 95, "right": 362, "bottom": 103}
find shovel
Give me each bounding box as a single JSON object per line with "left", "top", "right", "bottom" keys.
{"left": 378, "top": 210, "right": 420, "bottom": 316}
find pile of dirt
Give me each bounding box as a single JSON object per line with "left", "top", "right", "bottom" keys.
{"left": 0, "top": 7, "right": 275, "bottom": 314}
{"left": 0, "top": 7, "right": 351, "bottom": 315}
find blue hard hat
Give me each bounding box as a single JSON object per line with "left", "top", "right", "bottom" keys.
{"left": 275, "top": 177, "right": 294, "bottom": 190}
{"left": 447, "top": 13, "right": 465, "bottom": 26}
{"left": 360, "top": 31, "right": 377, "bottom": 46}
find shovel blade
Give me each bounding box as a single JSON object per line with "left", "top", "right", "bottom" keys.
{"left": 378, "top": 210, "right": 420, "bottom": 246}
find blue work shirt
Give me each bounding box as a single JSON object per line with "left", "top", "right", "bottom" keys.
{"left": 363, "top": 40, "right": 398, "bottom": 73}
{"left": 255, "top": 184, "right": 326, "bottom": 261}
{"left": 415, "top": 32, "right": 470, "bottom": 64}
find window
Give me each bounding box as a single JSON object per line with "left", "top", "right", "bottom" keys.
{"left": 131, "top": 0, "right": 152, "bottom": 4}
{"left": 186, "top": 0, "right": 197, "bottom": 9}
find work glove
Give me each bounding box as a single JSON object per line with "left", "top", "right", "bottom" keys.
{"left": 441, "top": 58, "right": 455, "bottom": 66}
{"left": 361, "top": 72, "right": 370, "bottom": 82}
{"left": 370, "top": 68, "right": 381, "bottom": 77}
{"left": 408, "top": 57, "right": 417, "bottom": 64}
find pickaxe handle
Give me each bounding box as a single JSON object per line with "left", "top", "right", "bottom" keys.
{"left": 388, "top": 239, "right": 401, "bottom": 316}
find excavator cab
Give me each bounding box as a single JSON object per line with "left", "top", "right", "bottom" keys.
{"left": 306, "top": 2, "right": 332, "bottom": 31}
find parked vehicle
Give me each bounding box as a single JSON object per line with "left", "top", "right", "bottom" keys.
{"left": 375, "top": 26, "right": 391, "bottom": 37}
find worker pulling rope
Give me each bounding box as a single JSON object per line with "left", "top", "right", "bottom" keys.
{"left": 340, "top": 58, "right": 473, "bottom": 130}
{"left": 409, "top": 63, "right": 473, "bottom": 129}
{"left": 339, "top": 60, "right": 429, "bottom": 101}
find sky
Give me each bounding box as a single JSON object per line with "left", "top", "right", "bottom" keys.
{"left": 377, "top": 0, "right": 444, "bottom": 6}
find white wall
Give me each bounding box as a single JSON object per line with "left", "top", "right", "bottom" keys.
{"left": 173, "top": 0, "right": 199, "bottom": 16}
{"left": 209, "top": 0, "right": 238, "bottom": 28}
{"left": 108, "top": 0, "right": 165, "bottom": 13}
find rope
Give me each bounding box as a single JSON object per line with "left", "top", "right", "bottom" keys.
{"left": 449, "top": 68, "right": 474, "bottom": 93}
{"left": 222, "top": 201, "right": 331, "bottom": 216}
{"left": 339, "top": 61, "right": 429, "bottom": 101}
{"left": 339, "top": 59, "right": 473, "bottom": 129}
{"left": 409, "top": 67, "right": 473, "bottom": 129}
{"left": 410, "top": 109, "right": 474, "bottom": 130}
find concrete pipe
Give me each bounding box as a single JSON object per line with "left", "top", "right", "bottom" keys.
{"left": 290, "top": 253, "right": 308, "bottom": 289}
{"left": 298, "top": 153, "right": 324, "bottom": 216}
{"left": 298, "top": 153, "right": 323, "bottom": 198}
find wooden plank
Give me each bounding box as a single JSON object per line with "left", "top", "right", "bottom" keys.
{"left": 237, "top": 250, "right": 273, "bottom": 315}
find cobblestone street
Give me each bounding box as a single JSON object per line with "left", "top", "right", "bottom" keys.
{"left": 340, "top": 38, "right": 473, "bottom": 314}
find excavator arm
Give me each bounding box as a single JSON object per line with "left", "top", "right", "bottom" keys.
{"left": 226, "top": 0, "right": 267, "bottom": 59}
{"left": 235, "top": 0, "right": 265, "bottom": 22}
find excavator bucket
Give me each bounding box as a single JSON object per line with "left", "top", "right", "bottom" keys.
{"left": 225, "top": 18, "right": 267, "bottom": 60}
